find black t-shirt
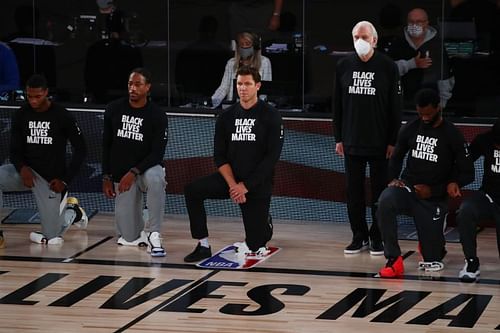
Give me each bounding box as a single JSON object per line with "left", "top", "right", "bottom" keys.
{"left": 102, "top": 98, "right": 168, "bottom": 180}
{"left": 469, "top": 130, "right": 500, "bottom": 204}
{"left": 10, "top": 102, "right": 87, "bottom": 183}
{"left": 333, "top": 51, "right": 402, "bottom": 156}
{"left": 214, "top": 100, "right": 284, "bottom": 195}
{"left": 389, "top": 118, "right": 474, "bottom": 200}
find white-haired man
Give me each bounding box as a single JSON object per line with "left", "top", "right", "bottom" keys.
{"left": 334, "top": 21, "right": 402, "bottom": 256}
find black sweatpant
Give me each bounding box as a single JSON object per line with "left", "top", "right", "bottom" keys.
{"left": 344, "top": 153, "right": 388, "bottom": 243}
{"left": 377, "top": 186, "right": 448, "bottom": 261}
{"left": 184, "top": 172, "right": 272, "bottom": 251}
{"left": 456, "top": 191, "right": 500, "bottom": 259}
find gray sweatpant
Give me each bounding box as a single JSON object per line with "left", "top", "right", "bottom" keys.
{"left": 0, "top": 164, "right": 66, "bottom": 239}
{"left": 114, "top": 164, "right": 166, "bottom": 242}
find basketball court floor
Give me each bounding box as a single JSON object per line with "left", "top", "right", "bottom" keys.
{"left": 0, "top": 213, "right": 498, "bottom": 332}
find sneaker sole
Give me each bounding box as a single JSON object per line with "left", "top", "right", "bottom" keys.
{"left": 344, "top": 246, "right": 368, "bottom": 254}
{"left": 369, "top": 250, "right": 384, "bottom": 256}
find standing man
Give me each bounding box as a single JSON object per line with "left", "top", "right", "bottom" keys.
{"left": 334, "top": 21, "right": 402, "bottom": 255}
{"left": 456, "top": 118, "right": 500, "bottom": 282}
{"left": 0, "top": 74, "right": 86, "bottom": 244}
{"left": 102, "top": 68, "right": 168, "bottom": 257}
{"left": 184, "top": 65, "right": 284, "bottom": 262}
{"left": 383, "top": 8, "right": 454, "bottom": 109}
{"left": 377, "top": 88, "right": 474, "bottom": 278}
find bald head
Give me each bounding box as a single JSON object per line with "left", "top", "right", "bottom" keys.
{"left": 408, "top": 8, "right": 428, "bottom": 25}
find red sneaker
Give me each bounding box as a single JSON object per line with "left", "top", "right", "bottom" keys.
{"left": 379, "top": 256, "right": 404, "bottom": 278}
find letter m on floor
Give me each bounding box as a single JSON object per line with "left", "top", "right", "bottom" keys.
{"left": 317, "top": 288, "right": 431, "bottom": 323}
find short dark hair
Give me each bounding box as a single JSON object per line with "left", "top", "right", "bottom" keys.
{"left": 415, "top": 88, "right": 440, "bottom": 108}
{"left": 130, "top": 67, "right": 152, "bottom": 84}
{"left": 26, "top": 74, "right": 48, "bottom": 90}
{"left": 236, "top": 65, "right": 261, "bottom": 83}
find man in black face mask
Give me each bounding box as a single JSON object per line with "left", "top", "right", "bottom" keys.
{"left": 376, "top": 88, "right": 474, "bottom": 278}
{"left": 455, "top": 118, "right": 500, "bottom": 283}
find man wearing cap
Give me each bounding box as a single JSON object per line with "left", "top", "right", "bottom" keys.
{"left": 456, "top": 118, "right": 500, "bottom": 282}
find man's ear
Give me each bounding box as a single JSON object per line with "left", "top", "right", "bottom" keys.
{"left": 256, "top": 82, "right": 261, "bottom": 90}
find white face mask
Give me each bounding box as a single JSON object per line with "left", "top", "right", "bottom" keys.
{"left": 354, "top": 39, "right": 372, "bottom": 57}
{"left": 407, "top": 24, "right": 424, "bottom": 38}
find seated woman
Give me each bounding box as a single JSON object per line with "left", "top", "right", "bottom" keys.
{"left": 211, "top": 31, "right": 272, "bottom": 107}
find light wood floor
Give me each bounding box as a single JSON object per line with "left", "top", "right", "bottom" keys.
{"left": 0, "top": 213, "right": 499, "bottom": 332}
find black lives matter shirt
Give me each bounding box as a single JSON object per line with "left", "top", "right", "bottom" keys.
{"left": 102, "top": 98, "right": 168, "bottom": 180}
{"left": 334, "top": 50, "right": 402, "bottom": 156}
{"left": 214, "top": 100, "right": 284, "bottom": 196}
{"left": 469, "top": 130, "right": 500, "bottom": 204}
{"left": 389, "top": 118, "right": 474, "bottom": 200}
{"left": 10, "top": 102, "right": 87, "bottom": 183}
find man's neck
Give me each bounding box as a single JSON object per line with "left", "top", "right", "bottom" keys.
{"left": 412, "top": 36, "right": 425, "bottom": 49}
{"left": 358, "top": 49, "right": 375, "bottom": 62}
{"left": 35, "top": 100, "right": 51, "bottom": 113}
{"left": 129, "top": 98, "right": 147, "bottom": 109}
{"left": 240, "top": 97, "right": 258, "bottom": 110}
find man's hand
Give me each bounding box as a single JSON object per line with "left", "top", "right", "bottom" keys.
{"left": 335, "top": 142, "right": 344, "bottom": 156}
{"left": 49, "top": 179, "right": 66, "bottom": 193}
{"left": 414, "top": 184, "right": 432, "bottom": 199}
{"left": 229, "top": 182, "right": 248, "bottom": 204}
{"left": 415, "top": 51, "right": 432, "bottom": 69}
{"left": 20, "top": 166, "right": 35, "bottom": 188}
{"left": 386, "top": 145, "right": 395, "bottom": 159}
{"left": 447, "top": 182, "right": 461, "bottom": 198}
{"left": 118, "top": 171, "right": 136, "bottom": 193}
{"left": 103, "top": 179, "right": 115, "bottom": 198}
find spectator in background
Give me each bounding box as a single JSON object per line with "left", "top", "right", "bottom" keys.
{"left": 211, "top": 31, "right": 272, "bottom": 108}
{"left": 334, "top": 21, "right": 402, "bottom": 256}
{"left": 383, "top": 8, "right": 454, "bottom": 110}
{"left": 456, "top": 118, "right": 500, "bottom": 283}
{"left": 96, "top": 0, "right": 126, "bottom": 40}
{"left": 0, "top": 42, "right": 20, "bottom": 98}
{"left": 229, "top": 0, "right": 284, "bottom": 40}
{"left": 175, "top": 16, "right": 232, "bottom": 104}
{"left": 377, "top": 88, "right": 474, "bottom": 278}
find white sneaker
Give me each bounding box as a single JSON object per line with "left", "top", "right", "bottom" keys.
{"left": 117, "top": 231, "right": 148, "bottom": 247}
{"left": 233, "top": 241, "right": 250, "bottom": 255}
{"left": 247, "top": 246, "right": 270, "bottom": 258}
{"left": 30, "top": 231, "right": 64, "bottom": 245}
{"left": 418, "top": 261, "right": 444, "bottom": 272}
{"left": 147, "top": 231, "right": 166, "bottom": 257}
{"left": 458, "top": 258, "right": 480, "bottom": 282}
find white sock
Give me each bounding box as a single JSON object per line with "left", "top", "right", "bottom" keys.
{"left": 199, "top": 238, "right": 209, "bottom": 248}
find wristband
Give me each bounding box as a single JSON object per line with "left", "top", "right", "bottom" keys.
{"left": 272, "top": 12, "right": 280, "bottom": 16}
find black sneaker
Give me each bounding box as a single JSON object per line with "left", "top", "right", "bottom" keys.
{"left": 184, "top": 243, "right": 212, "bottom": 263}
{"left": 344, "top": 240, "right": 368, "bottom": 254}
{"left": 369, "top": 239, "right": 384, "bottom": 256}
{"left": 458, "top": 257, "right": 480, "bottom": 282}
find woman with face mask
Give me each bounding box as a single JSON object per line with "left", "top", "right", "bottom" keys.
{"left": 211, "top": 32, "right": 272, "bottom": 107}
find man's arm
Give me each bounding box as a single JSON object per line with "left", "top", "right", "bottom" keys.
{"left": 388, "top": 124, "right": 411, "bottom": 180}
{"left": 135, "top": 109, "right": 168, "bottom": 173}
{"left": 268, "top": 0, "right": 283, "bottom": 31}
{"left": 61, "top": 111, "right": 87, "bottom": 184}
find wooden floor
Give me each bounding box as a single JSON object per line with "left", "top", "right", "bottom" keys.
{"left": 0, "top": 213, "right": 499, "bottom": 332}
